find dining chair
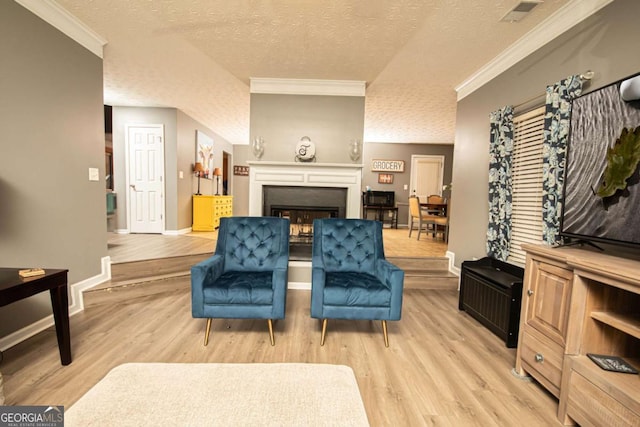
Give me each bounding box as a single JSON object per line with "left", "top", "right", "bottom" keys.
{"left": 408, "top": 196, "right": 432, "bottom": 240}
{"left": 426, "top": 194, "right": 444, "bottom": 204}
{"left": 425, "top": 194, "right": 445, "bottom": 215}
{"left": 427, "top": 209, "right": 449, "bottom": 242}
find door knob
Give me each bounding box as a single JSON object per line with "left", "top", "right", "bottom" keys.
{"left": 130, "top": 184, "right": 137, "bottom": 191}
{"left": 527, "top": 289, "right": 534, "bottom": 296}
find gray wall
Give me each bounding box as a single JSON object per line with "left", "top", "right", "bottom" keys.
{"left": 363, "top": 143, "right": 454, "bottom": 224}
{"left": 233, "top": 93, "right": 366, "bottom": 216}
{"left": 449, "top": 0, "right": 640, "bottom": 267}
{"left": 232, "top": 145, "right": 251, "bottom": 216}
{"left": 231, "top": 142, "right": 454, "bottom": 220}
{"left": 112, "top": 107, "right": 234, "bottom": 232}
{"left": 249, "top": 94, "right": 365, "bottom": 163}
{"left": 236, "top": 93, "right": 453, "bottom": 218}
{"left": 0, "top": 2, "right": 106, "bottom": 336}
{"left": 177, "top": 111, "right": 234, "bottom": 227}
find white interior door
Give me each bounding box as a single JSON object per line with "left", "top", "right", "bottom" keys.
{"left": 126, "top": 124, "right": 165, "bottom": 234}
{"left": 410, "top": 155, "right": 444, "bottom": 201}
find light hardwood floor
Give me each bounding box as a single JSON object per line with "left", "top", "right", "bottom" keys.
{"left": 107, "top": 227, "right": 448, "bottom": 263}
{"left": 0, "top": 287, "right": 560, "bottom": 425}
{"left": 0, "top": 229, "right": 562, "bottom": 425}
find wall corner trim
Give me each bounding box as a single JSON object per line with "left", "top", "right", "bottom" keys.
{"left": 250, "top": 78, "right": 366, "bottom": 97}
{"left": 15, "top": 0, "right": 107, "bottom": 58}
{"left": 455, "top": 0, "right": 614, "bottom": 100}
{"left": 445, "top": 250, "right": 461, "bottom": 291}
{"left": 445, "top": 250, "right": 460, "bottom": 274}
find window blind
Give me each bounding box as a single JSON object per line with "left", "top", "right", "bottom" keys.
{"left": 508, "top": 106, "right": 545, "bottom": 266}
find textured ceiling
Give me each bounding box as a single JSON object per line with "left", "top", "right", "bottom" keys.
{"left": 56, "top": 0, "right": 570, "bottom": 144}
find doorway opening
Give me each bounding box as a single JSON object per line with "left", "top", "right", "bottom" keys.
{"left": 222, "top": 151, "right": 231, "bottom": 195}
{"left": 409, "top": 155, "right": 444, "bottom": 201}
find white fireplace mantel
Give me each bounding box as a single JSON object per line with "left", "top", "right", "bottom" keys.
{"left": 248, "top": 162, "right": 363, "bottom": 218}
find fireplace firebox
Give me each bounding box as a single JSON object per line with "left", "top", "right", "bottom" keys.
{"left": 271, "top": 206, "right": 338, "bottom": 260}
{"left": 263, "top": 186, "right": 347, "bottom": 261}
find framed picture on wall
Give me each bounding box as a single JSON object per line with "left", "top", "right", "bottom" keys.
{"left": 196, "top": 130, "right": 213, "bottom": 179}
{"left": 234, "top": 165, "right": 249, "bottom": 176}
{"left": 378, "top": 173, "right": 394, "bottom": 184}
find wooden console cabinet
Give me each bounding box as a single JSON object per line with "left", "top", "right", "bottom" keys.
{"left": 515, "top": 244, "right": 640, "bottom": 426}
{"left": 192, "top": 195, "right": 233, "bottom": 231}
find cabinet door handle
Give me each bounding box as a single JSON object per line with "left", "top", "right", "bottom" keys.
{"left": 535, "top": 353, "right": 544, "bottom": 363}
{"left": 527, "top": 289, "right": 534, "bottom": 296}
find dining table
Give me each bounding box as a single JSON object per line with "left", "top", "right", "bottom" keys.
{"left": 420, "top": 202, "right": 447, "bottom": 216}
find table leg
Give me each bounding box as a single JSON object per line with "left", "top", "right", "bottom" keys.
{"left": 49, "top": 285, "right": 72, "bottom": 365}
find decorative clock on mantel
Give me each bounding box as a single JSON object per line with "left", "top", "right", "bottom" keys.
{"left": 295, "top": 136, "right": 316, "bottom": 162}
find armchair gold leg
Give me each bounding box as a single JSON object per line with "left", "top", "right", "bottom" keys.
{"left": 382, "top": 320, "right": 389, "bottom": 348}
{"left": 267, "top": 319, "right": 275, "bottom": 346}
{"left": 320, "top": 319, "right": 328, "bottom": 346}
{"left": 204, "top": 318, "right": 212, "bottom": 346}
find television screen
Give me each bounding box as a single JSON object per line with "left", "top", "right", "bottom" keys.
{"left": 561, "top": 72, "right": 640, "bottom": 247}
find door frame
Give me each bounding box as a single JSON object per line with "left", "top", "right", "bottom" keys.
{"left": 409, "top": 154, "right": 445, "bottom": 199}
{"left": 223, "top": 150, "right": 231, "bottom": 196}
{"left": 125, "top": 123, "right": 166, "bottom": 234}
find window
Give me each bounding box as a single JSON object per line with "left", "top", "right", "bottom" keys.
{"left": 508, "top": 106, "right": 545, "bottom": 266}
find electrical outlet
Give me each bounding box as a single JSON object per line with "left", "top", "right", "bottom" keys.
{"left": 403, "top": 184, "right": 408, "bottom": 190}
{"left": 179, "top": 171, "right": 184, "bottom": 179}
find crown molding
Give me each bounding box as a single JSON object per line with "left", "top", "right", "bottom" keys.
{"left": 250, "top": 78, "right": 366, "bottom": 97}
{"left": 15, "top": 0, "right": 107, "bottom": 58}
{"left": 455, "top": 0, "right": 614, "bottom": 100}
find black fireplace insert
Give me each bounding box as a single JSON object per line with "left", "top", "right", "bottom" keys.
{"left": 263, "top": 186, "right": 347, "bottom": 261}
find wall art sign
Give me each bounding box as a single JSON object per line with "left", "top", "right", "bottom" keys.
{"left": 378, "top": 173, "right": 394, "bottom": 184}
{"left": 234, "top": 165, "right": 249, "bottom": 176}
{"left": 371, "top": 159, "right": 404, "bottom": 172}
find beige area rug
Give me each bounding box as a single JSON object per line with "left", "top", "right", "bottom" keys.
{"left": 66, "top": 363, "right": 369, "bottom": 426}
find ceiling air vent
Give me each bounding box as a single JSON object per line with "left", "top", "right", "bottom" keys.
{"left": 500, "top": 0, "right": 543, "bottom": 22}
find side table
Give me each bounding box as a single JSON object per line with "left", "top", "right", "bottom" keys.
{"left": 0, "top": 268, "right": 71, "bottom": 365}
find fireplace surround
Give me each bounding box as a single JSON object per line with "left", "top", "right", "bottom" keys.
{"left": 248, "top": 162, "right": 362, "bottom": 216}
{"left": 248, "top": 162, "right": 363, "bottom": 262}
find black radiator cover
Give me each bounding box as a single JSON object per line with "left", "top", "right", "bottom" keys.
{"left": 459, "top": 257, "right": 524, "bottom": 348}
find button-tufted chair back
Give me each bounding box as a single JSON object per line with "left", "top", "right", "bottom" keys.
{"left": 217, "top": 216, "right": 289, "bottom": 272}
{"left": 313, "top": 218, "right": 383, "bottom": 273}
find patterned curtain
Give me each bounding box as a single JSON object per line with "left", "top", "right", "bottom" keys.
{"left": 541, "top": 75, "right": 583, "bottom": 245}
{"left": 487, "top": 106, "right": 514, "bottom": 260}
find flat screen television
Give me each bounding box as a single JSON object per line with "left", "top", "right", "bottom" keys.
{"left": 561, "top": 71, "right": 640, "bottom": 248}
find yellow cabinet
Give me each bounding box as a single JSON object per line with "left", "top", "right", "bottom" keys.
{"left": 192, "top": 195, "right": 233, "bottom": 231}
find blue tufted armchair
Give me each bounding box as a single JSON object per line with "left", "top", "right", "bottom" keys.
{"left": 191, "top": 216, "right": 290, "bottom": 346}
{"left": 311, "top": 218, "right": 404, "bottom": 347}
